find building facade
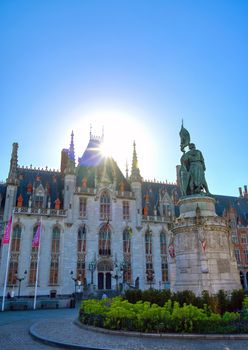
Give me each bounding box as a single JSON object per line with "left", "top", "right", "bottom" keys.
{"left": 0, "top": 131, "right": 247, "bottom": 297}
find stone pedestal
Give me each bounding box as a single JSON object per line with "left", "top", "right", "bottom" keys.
{"left": 172, "top": 195, "right": 241, "bottom": 295}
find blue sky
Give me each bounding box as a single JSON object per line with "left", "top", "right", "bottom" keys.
{"left": 0, "top": 1, "right": 248, "bottom": 196}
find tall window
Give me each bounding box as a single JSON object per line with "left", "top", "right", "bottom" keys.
{"left": 145, "top": 229, "right": 154, "bottom": 283}
{"left": 241, "top": 234, "right": 248, "bottom": 244}
{"left": 29, "top": 225, "right": 39, "bottom": 285}
{"left": 77, "top": 225, "right": 86, "bottom": 283}
{"left": 49, "top": 226, "right": 60, "bottom": 285}
{"left": 123, "top": 228, "right": 132, "bottom": 283}
{"left": 244, "top": 249, "right": 248, "bottom": 263}
{"left": 8, "top": 224, "right": 22, "bottom": 285}
{"left": 34, "top": 195, "right": 44, "bottom": 208}
{"left": 235, "top": 249, "right": 241, "bottom": 264}
{"left": 145, "top": 230, "right": 152, "bottom": 255}
{"left": 123, "top": 201, "right": 130, "bottom": 220}
{"left": 99, "top": 224, "right": 111, "bottom": 256}
{"left": 79, "top": 197, "right": 87, "bottom": 218}
{"left": 160, "top": 231, "right": 168, "bottom": 283}
{"left": 100, "top": 191, "right": 111, "bottom": 220}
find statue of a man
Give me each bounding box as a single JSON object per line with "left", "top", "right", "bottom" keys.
{"left": 186, "top": 143, "right": 209, "bottom": 195}
{"left": 179, "top": 123, "right": 210, "bottom": 196}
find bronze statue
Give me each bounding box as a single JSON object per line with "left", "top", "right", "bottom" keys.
{"left": 179, "top": 123, "right": 210, "bottom": 196}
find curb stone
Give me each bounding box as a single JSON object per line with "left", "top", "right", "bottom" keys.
{"left": 74, "top": 319, "right": 248, "bottom": 340}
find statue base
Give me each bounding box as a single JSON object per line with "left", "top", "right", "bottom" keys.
{"left": 171, "top": 195, "right": 241, "bottom": 295}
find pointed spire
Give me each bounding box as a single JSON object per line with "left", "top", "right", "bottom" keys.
{"left": 125, "top": 160, "right": 129, "bottom": 179}
{"left": 68, "top": 130, "right": 75, "bottom": 165}
{"left": 7, "top": 142, "right": 19, "bottom": 185}
{"left": 130, "top": 141, "right": 142, "bottom": 182}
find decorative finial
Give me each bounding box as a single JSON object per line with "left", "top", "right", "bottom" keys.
{"left": 125, "top": 159, "right": 129, "bottom": 179}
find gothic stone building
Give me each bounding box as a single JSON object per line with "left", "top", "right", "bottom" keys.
{"left": 0, "top": 132, "right": 248, "bottom": 297}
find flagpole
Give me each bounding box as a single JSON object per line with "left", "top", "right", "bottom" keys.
{"left": 33, "top": 217, "right": 42, "bottom": 310}
{"left": 1, "top": 210, "right": 14, "bottom": 312}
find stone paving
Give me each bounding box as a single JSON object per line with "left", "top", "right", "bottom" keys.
{"left": 0, "top": 307, "right": 248, "bottom": 350}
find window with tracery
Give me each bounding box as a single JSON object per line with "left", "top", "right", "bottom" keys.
{"left": 123, "top": 228, "right": 132, "bottom": 283}
{"left": 77, "top": 225, "right": 86, "bottom": 283}
{"left": 79, "top": 197, "right": 87, "bottom": 218}
{"left": 100, "top": 191, "right": 111, "bottom": 220}
{"left": 145, "top": 229, "right": 154, "bottom": 283}
{"left": 49, "top": 226, "right": 60, "bottom": 285}
{"left": 123, "top": 201, "right": 130, "bottom": 220}
{"left": 8, "top": 224, "right": 22, "bottom": 285}
{"left": 29, "top": 225, "right": 39, "bottom": 285}
{"left": 99, "top": 224, "right": 111, "bottom": 256}
{"left": 160, "top": 231, "right": 168, "bottom": 282}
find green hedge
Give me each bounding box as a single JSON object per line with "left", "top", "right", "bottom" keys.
{"left": 79, "top": 296, "right": 248, "bottom": 334}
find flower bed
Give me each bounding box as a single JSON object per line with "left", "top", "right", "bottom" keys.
{"left": 79, "top": 296, "right": 248, "bottom": 334}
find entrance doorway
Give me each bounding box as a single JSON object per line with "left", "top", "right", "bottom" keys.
{"left": 97, "top": 259, "right": 113, "bottom": 290}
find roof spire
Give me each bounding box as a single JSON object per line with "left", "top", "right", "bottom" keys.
{"left": 130, "top": 141, "right": 142, "bottom": 182}
{"left": 68, "top": 130, "right": 75, "bottom": 165}
{"left": 125, "top": 159, "right": 129, "bottom": 179}
{"left": 7, "top": 142, "right": 19, "bottom": 185}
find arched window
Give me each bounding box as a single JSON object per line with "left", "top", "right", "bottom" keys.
{"left": 49, "top": 226, "right": 60, "bottom": 285}
{"left": 160, "top": 231, "right": 168, "bottom": 283}
{"left": 123, "top": 228, "right": 132, "bottom": 283}
{"left": 100, "top": 191, "right": 111, "bottom": 220}
{"left": 29, "top": 225, "right": 39, "bottom": 285}
{"left": 77, "top": 226, "right": 86, "bottom": 283}
{"left": 99, "top": 224, "right": 111, "bottom": 256}
{"left": 145, "top": 228, "right": 154, "bottom": 284}
{"left": 8, "top": 225, "right": 22, "bottom": 285}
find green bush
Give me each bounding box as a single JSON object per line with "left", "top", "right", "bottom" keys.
{"left": 79, "top": 296, "right": 247, "bottom": 334}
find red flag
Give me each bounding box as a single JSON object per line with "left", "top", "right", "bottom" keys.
{"left": 3, "top": 216, "right": 12, "bottom": 244}
{"left": 32, "top": 223, "right": 41, "bottom": 248}
{"left": 168, "top": 242, "right": 175, "bottom": 258}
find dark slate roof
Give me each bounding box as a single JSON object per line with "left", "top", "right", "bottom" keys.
{"left": 214, "top": 194, "right": 248, "bottom": 226}
{"left": 78, "top": 138, "right": 104, "bottom": 166}
{"left": 16, "top": 167, "right": 64, "bottom": 208}
{"left": 141, "top": 181, "right": 179, "bottom": 216}
{"left": 76, "top": 157, "right": 131, "bottom": 192}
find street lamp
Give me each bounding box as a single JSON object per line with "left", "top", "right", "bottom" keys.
{"left": 111, "top": 262, "right": 124, "bottom": 292}
{"left": 88, "top": 260, "right": 96, "bottom": 285}
{"left": 15, "top": 270, "right": 27, "bottom": 298}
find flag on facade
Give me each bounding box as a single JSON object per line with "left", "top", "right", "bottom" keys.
{"left": 3, "top": 216, "right": 12, "bottom": 244}
{"left": 32, "top": 223, "right": 41, "bottom": 248}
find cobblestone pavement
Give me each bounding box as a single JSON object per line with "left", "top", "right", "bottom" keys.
{"left": 1, "top": 307, "right": 248, "bottom": 350}
{"left": 0, "top": 307, "right": 77, "bottom": 350}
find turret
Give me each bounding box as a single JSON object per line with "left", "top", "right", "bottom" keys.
{"left": 130, "top": 141, "right": 142, "bottom": 227}
{"left": 4, "top": 143, "right": 19, "bottom": 221}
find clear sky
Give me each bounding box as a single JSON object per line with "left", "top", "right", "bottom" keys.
{"left": 0, "top": 0, "right": 248, "bottom": 196}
